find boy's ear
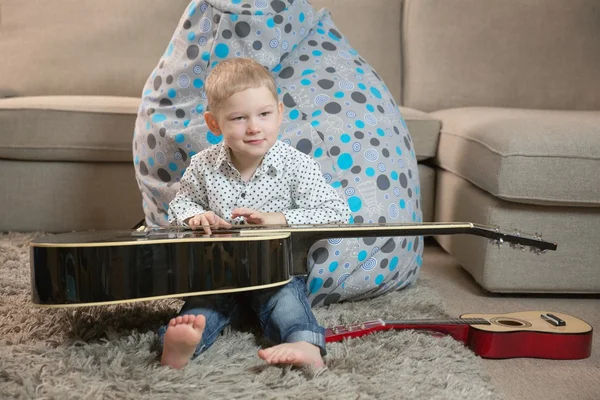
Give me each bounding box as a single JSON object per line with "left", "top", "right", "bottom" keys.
{"left": 277, "top": 101, "right": 284, "bottom": 125}
{"left": 204, "top": 111, "right": 222, "bottom": 135}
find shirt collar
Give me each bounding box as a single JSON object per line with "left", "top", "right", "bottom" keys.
{"left": 214, "top": 141, "right": 231, "bottom": 171}
{"left": 214, "top": 140, "right": 286, "bottom": 176}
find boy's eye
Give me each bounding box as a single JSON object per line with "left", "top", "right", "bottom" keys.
{"left": 260, "top": 112, "right": 271, "bottom": 117}
{"left": 232, "top": 116, "right": 244, "bottom": 121}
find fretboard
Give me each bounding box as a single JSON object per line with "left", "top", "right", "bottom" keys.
{"left": 385, "top": 318, "right": 490, "bottom": 326}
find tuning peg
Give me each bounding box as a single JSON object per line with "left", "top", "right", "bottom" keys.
{"left": 489, "top": 238, "right": 504, "bottom": 248}
{"left": 529, "top": 247, "right": 548, "bottom": 255}
{"left": 509, "top": 242, "right": 526, "bottom": 251}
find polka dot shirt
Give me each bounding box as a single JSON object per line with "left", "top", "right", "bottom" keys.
{"left": 168, "top": 140, "right": 351, "bottom": 226}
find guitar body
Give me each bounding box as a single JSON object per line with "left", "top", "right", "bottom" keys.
{"left": 462, "top": 311, "right": 593, "bottom": 359}
{"left": 324, "top": 311, "right": 593, "bottom": 360}
{"left": 29, "top": 222, "right": 557, "bottom": 307}
{"left": 31, "top": 230, "right": 292, "bottom": 307}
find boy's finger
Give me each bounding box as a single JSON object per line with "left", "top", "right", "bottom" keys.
{"left": 201, "top": 216, "right": 212, "bottom": 235}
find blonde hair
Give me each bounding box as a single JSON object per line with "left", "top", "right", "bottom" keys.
{"left": 205, "top": 58, "right": 279, "bottom": 116}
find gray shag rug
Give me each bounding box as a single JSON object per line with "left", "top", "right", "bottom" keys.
{"left": 0, "top": 233, "right": 500, "bottom": 399}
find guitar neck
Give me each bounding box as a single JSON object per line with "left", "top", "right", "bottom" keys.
{"left": 325, "top": 317, "right": 490, "bottom": 344}
{"left": 237, "top": 222, "right": 558, "bottom": 275}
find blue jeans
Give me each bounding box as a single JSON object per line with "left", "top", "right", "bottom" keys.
{"left": 158, "top": 276, "right": 326, "bottom": 358}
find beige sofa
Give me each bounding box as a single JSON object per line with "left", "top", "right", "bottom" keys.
{"left": 1, "top": 0, "right": 598, "bottom": 293}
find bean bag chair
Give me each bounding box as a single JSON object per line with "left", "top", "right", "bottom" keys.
{"left": 133, "top": 0, "right": 423, "bottom": 307}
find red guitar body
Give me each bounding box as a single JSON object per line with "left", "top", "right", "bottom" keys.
{"left": 325, "top": 311, "right": 593, "bottom": 360}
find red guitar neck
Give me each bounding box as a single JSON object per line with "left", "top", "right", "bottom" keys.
{"left": 325, "top": 318, "right": 488, "bottom": 344}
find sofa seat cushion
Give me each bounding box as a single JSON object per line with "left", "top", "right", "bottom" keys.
{"left": 400, "top": 107, "right": 440, "bottom": 161}
{"left": 0, "top": 96, "right": 139, "bottom": 162}
{"left": 432, "top": 107, "right": 600, "bottom": 206}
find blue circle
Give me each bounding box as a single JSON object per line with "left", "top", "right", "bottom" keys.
{"left": 193, "top": 79, "right": 204, "bottom": 88}
{"left": 174, "top": 134, "right": 185, "bottom": 143}
{"left": 230, "top": 14, "right": 239, "bottom": 22}
{"left": 187, "top": 32, "right": 196, "bottom": 41}
{"left": 390, "top": 256, "right": 399, "bottom": 271}
{"left": 396, "top": 146, "right": 403, "bottom": 155}
{"left": 358, "top": 250, "right": 368, "bottom": 262}
{"left": 207, "top": 131, "right": 222, "bottom": 144}
{"left": 168, "top": 162, "right": 178, "bottom": 172}
{"left": 366, "top": 104, "right": 375, "bottom": 112}
{"left": 337, "top": 153, "right": 353, "bottom": 170}
{"left": 348, "top": 196, "right": 362, "bottom": 212}
{"left": 334, "top": 91, "right": 344, "bottom": 98}
{"left": 267, "top": 18, "right": 275, "bottom": 28}
{"left": 370, "top": 87, "right": 382, "bottom": 99}
{"left": 375, "top": 274, "right": 385, "bottom": 285}
{"left": 341, "top": 134, "right": 351, "bottom": 143}
{"left": 329, "top": 261, "right": 339, "bottom": 272}
{"left": 356, "top": 120, "right": 365, "bottom": 129}
{"left": 391, "top": 171, "right": 398, "bottom": 180}
{"left": 314, "top": 148, "right": 323, "bottom": 158}
{"left": 312, "top": 50, "right": 323, "bottom": 56}
{"left": 168, "top": 89, "right": 177, "bottom": 98}
{"left": 358, "top": 83, "right": 367, "bottom": 90}
{"left": 400, "top": 199, "right": 406, "bottom": 209}
{"left": 377, "top": 128, "right": 385, "bottom": 137}
{"left": 148, "top": 157, "right": 155, "bottom": 167}
{"left": 215, "top": 43, "right": 229, "bottom": 58}
{"left": 299, "top": 12, "right": 305, "bottom": 22}
{"left": 365, "top": 167, "right": 375, "bottom": 177}
{"left": 201, "top": 51, "right": 210, "bottom": 61}
{"left": 301, "top": 79, "right": 311, "bottom": 86}
{"left": 289, "top": 109, "right": 299, "bottom": 120}
{"left": 309, "top": 277, "right": 324, "bottom": 294}
{"left": 195, "top": 104, "right": 204, "bottom": 113}
{"left": 152, "top": 114, "right": 167, "bottom": 123}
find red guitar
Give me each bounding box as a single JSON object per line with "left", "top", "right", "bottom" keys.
{"left": 325, "top": 311, "right": 593, "bottom": 360}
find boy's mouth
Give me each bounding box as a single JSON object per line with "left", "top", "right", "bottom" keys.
{"left": 245, "top": 139, "right": 265, "bottom": 145}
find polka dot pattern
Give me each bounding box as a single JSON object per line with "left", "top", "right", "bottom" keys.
{"left": 133, "top": 0, "right": 423, "bottom": 307}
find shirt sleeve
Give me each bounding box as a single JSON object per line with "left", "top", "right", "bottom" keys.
{"left": 167, "top": 157, "right": 208, "bottom": 226}
{"left": 282, "top": 157, "right": 351, "bottom": 225}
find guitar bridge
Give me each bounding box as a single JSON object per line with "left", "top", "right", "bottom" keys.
{"left": 541, "top": 313, "right": 566, "bottom": 327}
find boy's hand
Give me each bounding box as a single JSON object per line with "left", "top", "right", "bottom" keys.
{"left": 185, "top": 212, "right": 232, "bottom": 235}
{"left": 231, "top": 208, "right": 287, "bottom": 225}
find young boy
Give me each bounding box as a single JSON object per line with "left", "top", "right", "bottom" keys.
{"left": 161, "top": 57, "right": 350, "bottom": 369}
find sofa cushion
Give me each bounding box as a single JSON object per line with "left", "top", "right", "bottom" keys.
{"left": 0, "top": 0, "right": 191, "bottom": 98}
{"left": 402, "top": 0, "right": 600, "bottom": 112}
{"left": 401, "top": 107, "right": 440, "bottom": 161}
{"left": 0, "top": 96, "right": 138, "bottom": 162}
{"left": 433, "top": 107, "right": 600, "bottom": 206}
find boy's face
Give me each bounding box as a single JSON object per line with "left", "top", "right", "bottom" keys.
{"left": 205, "top": 86, "right": 283, "bottom": 167}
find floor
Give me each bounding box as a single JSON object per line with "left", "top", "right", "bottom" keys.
{"left": 420, "top": 243, "right": 600, "bottom": 400}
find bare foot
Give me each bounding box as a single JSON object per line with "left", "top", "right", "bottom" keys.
{"left": 258, "top": 341, "right": 325, "bottom": 368}
{"left": 160, "top": 314, "right": 205, "bottom": 369}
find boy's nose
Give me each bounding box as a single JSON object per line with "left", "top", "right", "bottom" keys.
{"left": 247, "top": 119, "right": 260, "bottom": 133}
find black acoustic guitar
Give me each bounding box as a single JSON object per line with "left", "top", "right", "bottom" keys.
{"left": 29, "top": 222, "right": 557, "bottom": 307}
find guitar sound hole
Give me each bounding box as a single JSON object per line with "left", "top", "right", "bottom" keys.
{"left": 496, "top": 319, "right": 525, "bottom": 327}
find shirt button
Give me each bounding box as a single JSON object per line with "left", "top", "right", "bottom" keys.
{"left": 241, "top": 192, "right": 246, "bottom": 198}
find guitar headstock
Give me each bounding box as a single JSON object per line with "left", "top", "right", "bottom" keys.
{"left": 479, "top": 225, "right": 557, "bottom": 254}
